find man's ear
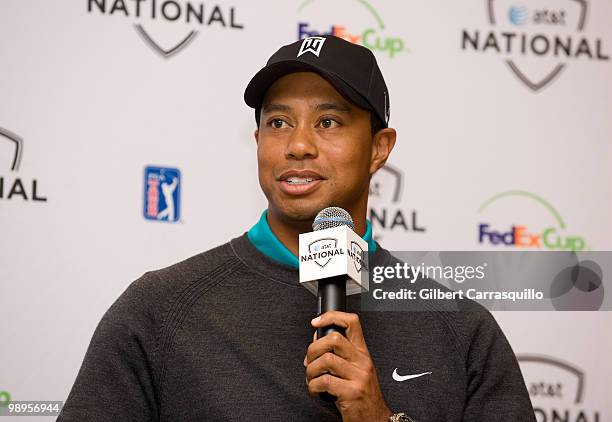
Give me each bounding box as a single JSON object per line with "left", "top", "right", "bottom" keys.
{"left": 369, "top": 128, "right": 397, "bottom": 175}
{"left": 254, "top": 129, "right": 259, "bottom": 145}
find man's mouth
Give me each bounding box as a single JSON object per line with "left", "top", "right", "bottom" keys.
{"left": 286, "top": 177, "right": 316, "bottom": 185}
{"left": 278, "top": 170, "right": 325, "bottom": 182}
{"left": 278, "top": 170, "right": 325, "bottom": 195}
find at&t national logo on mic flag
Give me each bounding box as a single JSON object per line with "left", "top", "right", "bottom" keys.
{"left": 143, "top": 166, "right": 181, "bottom": 223}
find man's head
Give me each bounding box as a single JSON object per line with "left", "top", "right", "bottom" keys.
{"left": 244, "top": 36, "right": 396, "bottom": 228}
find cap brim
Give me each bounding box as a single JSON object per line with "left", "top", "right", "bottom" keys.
{"left": 244, "top": 60, "right": 372, "bottom": 113}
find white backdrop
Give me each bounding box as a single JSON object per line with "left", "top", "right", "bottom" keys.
{"left": 1, "top": 0, "right": 610, "bottom": 420}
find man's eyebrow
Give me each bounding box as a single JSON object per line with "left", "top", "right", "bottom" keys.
{"left": 315, "top": 102, "right": 352, "bottom": 113}
{"left": 262, "top": 103, "right": 291, "bottom": 114}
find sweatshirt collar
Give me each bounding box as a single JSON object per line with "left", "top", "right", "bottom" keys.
{"left": 247, "top": 209, "right": 377, "bottom": 269}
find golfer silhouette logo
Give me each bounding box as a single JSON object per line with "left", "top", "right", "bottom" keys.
{"left": 157, "top": 175, "right": 178, "bottom": 221}
{"left": 143, "top": 166, "right": 181, "bottom": 223}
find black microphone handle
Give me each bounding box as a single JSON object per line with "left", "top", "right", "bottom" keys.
{"left": 316, "top": 276, "right": 347, "bottom": 402}
{"left": 317, "top": 276, "right": 347, "bottom": 338}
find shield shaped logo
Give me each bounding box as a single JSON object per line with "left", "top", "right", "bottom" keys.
{"left": 308, "top": 237, "right": 337, "bottom": 267}
{"left": 350, "top": 241, "right": 365, "bottom": 272}
{"left": 369, "top": 163, "right": 403, "bottom": 203}
{"left": 486, "top": 0, "right": 587, "bottom": 91}
{"left": 134, "top": 24, "right": 198, "bottom": 58}
{"left": 517, "top": 354, "right": 585, "bottom": 405}
{"left": 0, "top": 127, "right": 23, "bottom": 171}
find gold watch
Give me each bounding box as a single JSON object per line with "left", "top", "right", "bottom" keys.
{"left": 389, "top": 413, "right": 416, "bottom": 422}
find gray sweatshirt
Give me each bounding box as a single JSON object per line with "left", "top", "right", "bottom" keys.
{"left": 58, "top": 234, "right": 535, "bottom": 421}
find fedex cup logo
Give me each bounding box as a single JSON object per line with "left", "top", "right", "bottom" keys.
{"left": 308, "top": 237, "right": 338, "bottom": 267}
{"left": 298, "top": 36, "right": 326, "bottom": 57}
{"left": 478, "top": 190, "right": 586, "bottom": 251}
{"left": 297, "top": 0, "right": 408, "bottom": 58}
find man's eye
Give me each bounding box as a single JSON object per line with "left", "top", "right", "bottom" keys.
{"left": 270, "top": 119, "right": 287, "bottom": 129}
{"left": 319, "top": 118, "right": 338, "bottom": 129}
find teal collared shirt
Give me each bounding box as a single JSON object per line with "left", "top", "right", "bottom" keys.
{"left": 247, "top": 210, "right": 377, "bottom": 268}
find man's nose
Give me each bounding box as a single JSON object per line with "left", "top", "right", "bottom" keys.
{"left": 285, "top": 124, "right": 318, "bottom": 160}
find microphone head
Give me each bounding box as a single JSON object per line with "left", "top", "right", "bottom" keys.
{"left": 312, "top": 207, "right": 355, "bottom": 231}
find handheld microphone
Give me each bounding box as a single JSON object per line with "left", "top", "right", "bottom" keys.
{"left": 299, "top": 207, "right": 369, "bottom": 402}
{"left": 311, "top": 207, "right": 354, "bottom": 338}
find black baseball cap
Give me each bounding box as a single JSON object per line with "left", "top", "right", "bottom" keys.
{"left": 244, "top": 35, "right": 390, "bottom": 127}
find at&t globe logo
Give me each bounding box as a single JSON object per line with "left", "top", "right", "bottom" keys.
{"left": 508, "top": 5, "right": 529, "bottom": 26}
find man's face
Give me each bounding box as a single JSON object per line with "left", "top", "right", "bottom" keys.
{"left": 255, "top": 72, "right": 375, "bottom": 224}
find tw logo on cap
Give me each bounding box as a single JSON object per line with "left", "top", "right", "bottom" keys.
{"left": 297, "top": 36, "right": 326, "bottom": 57}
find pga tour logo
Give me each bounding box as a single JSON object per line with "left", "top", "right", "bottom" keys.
{"left": 298, "top": 36, "right": 326, "bottom": 57}
{"left": 143, "top": 166, "right": 181, "bottom": 223}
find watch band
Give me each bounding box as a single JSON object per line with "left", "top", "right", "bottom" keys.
{"left": 389, "top": 412, "right": 416, "bottom": 422}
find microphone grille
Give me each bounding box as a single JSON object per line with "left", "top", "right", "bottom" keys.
{"left": 312, "top": 207, "right": 355, "bottom": 231}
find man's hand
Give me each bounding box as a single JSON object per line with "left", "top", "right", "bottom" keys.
{"left": 304, "top": 311, "right": 392, "bottom": 422}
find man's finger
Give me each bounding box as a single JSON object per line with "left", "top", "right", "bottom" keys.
{"left": 311, "top": 311, "right": 367, "bottom": 350}
{"left": 304, "top": 327, "right": 320, "bottom": 367}
{"left": 307, "top": 373, "right": 351, "bottom": 398}
{"left": 306, "top": 331, "right": 356, "bottom": 364}
{"left": 306, "top": 351, "right": 362, "bottom": 382}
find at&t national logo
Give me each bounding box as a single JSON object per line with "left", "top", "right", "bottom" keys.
{"left": 0, "top": 127, "right": 47, "bottom": 203}
{"left": 461, "top": 0, "right": 610, "bottom": 91}
{"left": 87, "top": 0, "right": 244, "bottom": 58}
{"left": 368, "top": 163, "right": 425, "bottom": 241}
{"left": 348, "top": 241, "right": 366, "bottom": 272}
{"left": 297, "top": 0, "right": 408, "bottom": 58}
{"left": 478, "top": 190, "right": 586, "bottom": 251}
{"left": 517, "top": 355, "right": 601, "bottom": 421}
{"left": 143, "top": 166, "right": 181, "bottom": 223}
{"left": 303, "top": 237, "right": 343, "bottom": 268}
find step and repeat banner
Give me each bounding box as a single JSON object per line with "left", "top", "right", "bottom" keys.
{"left": 1, "top": 0, "right": 611, "bottom": 420}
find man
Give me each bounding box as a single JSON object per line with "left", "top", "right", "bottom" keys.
{"left": 58, "top": 36, "right": 535, "bottom": 421}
